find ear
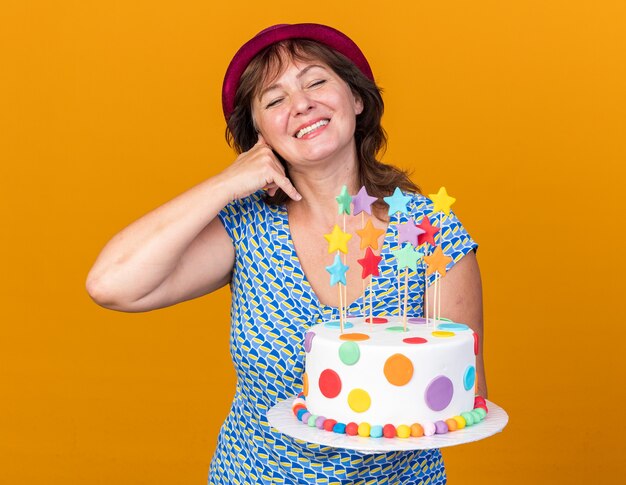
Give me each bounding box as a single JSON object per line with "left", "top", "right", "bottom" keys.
{"left": 354, "top": 93, "right": 364, "bottom": 116}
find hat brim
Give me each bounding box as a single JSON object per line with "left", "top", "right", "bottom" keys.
{"left": 222, "top": 23, "right": 374, "bottom": 120}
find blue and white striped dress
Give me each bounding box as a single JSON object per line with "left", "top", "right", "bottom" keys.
{"left": 209, "top": 190, "right": 477, "bottom": 484}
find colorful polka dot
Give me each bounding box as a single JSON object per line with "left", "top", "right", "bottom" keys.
{"left": 304, "top": 331, "right": 315, "bottom": 352}
{"left": 345, "top": 422, "right": 358, "bottom": 435}
{"left": 445, "top": 418, "right": 458, "bottom": 432}
{"left": 338, "top": 341, "right": 360, "bottom": 365}
{"left": 403, "top": 337, "right": 427, "bottom": 344}
{"left": 453, "top": 415, "right": 466, "bottom": 429}
{"left": 431, "top": 330, "right": 455, "bottom": 338}
{"left": 464, "top": 365, "right": 476, "bottom": 391}
{"left": 383, "top": 424, "right": 396, "bottom": 438}
{"left": 315, "top": 416, "right": 326, "bottom": 429}
{"left": 339, "top": 333, "right": 370, "bottom": 341}
{"left": 410, "top": 423, "right": 424, "bottom": 437}
{"left": 383, "top": 353, "right": 414, "bottom": 386}
{"left": 324, "top": 321, "right": 354, "bottom": 329}
{"left": 364, "top": 317, "right": 388, "bottom": 324}
{"left": 347, "top": 388, "right": 371, "bottom": 412}
{"left": 386, "top": 326, "right": 409, "bottom": 332}
{"left": 408, "top": 317, "right": 427, "bottom": 324}
{"left": 461, "top": 412, "right": 475, "bottom": 426}
{"left": 437, "top": 323, "right": 469, "bottom": 331}
{"left": 397, "top": 425, "right": 411, "bottom": 438}
{"left": 303, "top": 372, "right": 309, "bottom": 396}
{"left": 473, "top": 332, "right": 479, "bottom": 355}
{"left": 370, "top": 425, "right": 383, "bottom": 438}
{"left": 422, "top": 422, "right": 436, "bottom": 436}
{"left": 357, "top": 422, "right": 371, "bottom": 437}
{"left": 425, "top": 375, "right": 453, "bottom": 411}
{"left": 318, "top": 369, "right": 342, "bottom": 398}
{"left": 434, "top": 421, "right": 449, "bottom": 434}
{"left": 323, "top": 419, "right": 337, "bottom": 431}
{"left": 474, "top": 407, "right": 487, "bottom": 419}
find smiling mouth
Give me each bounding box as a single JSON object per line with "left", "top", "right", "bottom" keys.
{"left": 295, "top": 119, "right": 330, "bottom": 139}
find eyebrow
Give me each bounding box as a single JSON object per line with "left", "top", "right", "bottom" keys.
{"left": 258, "top": 64, "right": 327, "bottom": 100}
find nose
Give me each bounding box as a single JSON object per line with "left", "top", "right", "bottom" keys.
{"left": 291, "top": 89, "right": 315, "bottom": 116}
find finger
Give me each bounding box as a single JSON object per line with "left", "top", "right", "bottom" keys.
{"left": 274, "top": 175, "right": 302, "bottom": 201}
{"left": 263, "top": 182, "right": 278, "bottom": 196}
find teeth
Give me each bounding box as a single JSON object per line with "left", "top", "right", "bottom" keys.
{"left": 296, "top": 119, "right": 329, "bottom": 139}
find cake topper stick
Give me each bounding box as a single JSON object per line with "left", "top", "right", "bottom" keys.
{"left": 391, "top": 243, "right": 423, "bottom": 329}
{"left": 369, "top": 276, "right": 374, "bottom": 329}
{"left": 357, "top": 247, "right": 382, "bottom": 326}
{"left": 326, "top": 253, "right": 349, "bottom": 332}
{"left": 383, "top": 188, "right": 411, "bottom": 317}
{"left": 434, "top": 272, "right": 440, "bottom": 323}
{"left": 424, "top": 263, "right": 429, "bottom": 323}
{"left": 397, "top": 218, "right": 425, "bottom": 324}
{"left": 417, "top": 215, "right": 440, "bottom": 324}
{"left": 424, "top": 246, "right": 452, "bottom": 323}
{"left": 324, "top": 223, "right": 351, "bottom": 333}
{"left": 343, "top": 216, "right": 347, "bottom": 325}
{"left": 336, "top": 185, "right": 352, "bottom": 326}
{"left": 361, "top": 213, "right": 365, "bottom": 316}
{"left": 353, "top": 186, "right": 381, "bottom": 322}
{"left": 403, "top": 268, "right": 409, "bottom": 330}
{"left": 397, "top": 215, "right": 401, "bottom": 316}
{"left": 427, "top": 187, "right": 455, "bottom": 324}
{"left": 338, "top": 283, "right": 344, "bottom": 332}
{"left": 356, "top": 216, "right": 386, "bottom": 322}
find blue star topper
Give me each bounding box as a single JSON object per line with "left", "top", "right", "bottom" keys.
{"left": 383, "top": 187, "right": 411, "bottom": 216}
{"left": 326, "top": 254, "right": 349, "bottom": 286}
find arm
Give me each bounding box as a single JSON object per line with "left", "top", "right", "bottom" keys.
{"left": 86, "top": 136, "right": 301, "bottom": 312}
{"left": 426, "top": 251, "right": 488, "bottom": 398}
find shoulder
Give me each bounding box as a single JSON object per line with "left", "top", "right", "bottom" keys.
{"left": 218, "top": 190, "right": 278, "bottom": 241}
{"left": 405, "top": 192, "right": 434, "bottom": 216}
{"left": 219, "top": 190, "right": 272, "bottom": 221}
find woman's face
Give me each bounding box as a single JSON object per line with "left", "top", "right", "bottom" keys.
{"left": 251, "top": 56, "right": 363, "bottom": 168}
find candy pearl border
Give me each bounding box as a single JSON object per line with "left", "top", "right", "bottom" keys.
{"left": 291, "top": 393, "right": 489, "bottom": 439}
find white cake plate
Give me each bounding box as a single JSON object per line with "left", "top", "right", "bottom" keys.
{"left": 267, "top": 397, "right": 508, "bottom": 453}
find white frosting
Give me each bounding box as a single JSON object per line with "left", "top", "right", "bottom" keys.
{"left": 304, "top": 317, "right": 476, "bottom": 427}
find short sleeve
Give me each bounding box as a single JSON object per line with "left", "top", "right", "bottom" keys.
{"left": 425, "top": 208, "right": 477, "bottom": 285}
{"left": 407, "top": 194, "right": 478, "bottom": 286}
{"left": 217, "top": 190, "right": 266, "bottom": 246}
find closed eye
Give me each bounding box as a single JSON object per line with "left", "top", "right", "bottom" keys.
{"left": 309, "top": 79, "right": 326, "bottom": 88}
{"left": 265, "top": 98, "right": 283, "bottom": 109}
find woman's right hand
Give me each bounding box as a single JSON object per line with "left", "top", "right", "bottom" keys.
{"left": 217, "top": 134, "right": 302, "bottom": 202}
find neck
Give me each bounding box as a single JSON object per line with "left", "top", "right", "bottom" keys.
{"left": 286, "top": 150, "right": 360, "bottom": 224}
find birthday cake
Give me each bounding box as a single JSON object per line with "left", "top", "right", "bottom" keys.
{"left": 290, "top": 185, "right": 487, "bottom": 438}
{"left": 292, "top": 317, "right": 487, "bottom": 438}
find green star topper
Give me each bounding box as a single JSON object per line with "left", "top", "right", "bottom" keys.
{"left": 391, "top": 244, "right": 424, "bottom": 271}
{"left": 336, "top": 185, "right": 352, "bottom": 215}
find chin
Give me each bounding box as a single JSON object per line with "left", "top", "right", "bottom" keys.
{"left": 290, "top": 141, "right": 354, "bottom": 165}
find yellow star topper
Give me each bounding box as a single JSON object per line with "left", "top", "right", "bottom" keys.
{"left": 324, "top": 224, "right": 352, "bottom": 254}
{"left": 355, "top": 219, "right": 386, "bottom": 250}
{"left": 428, "top": 186, "right": 456, "bottom": 216}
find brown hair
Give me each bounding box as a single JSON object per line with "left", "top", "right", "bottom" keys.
{"left": 225, "top": 39, "right": 420, "bottom": 214}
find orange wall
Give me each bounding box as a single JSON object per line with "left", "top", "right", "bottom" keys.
{"left": 2, "top": 1, "right": 625, "bottom": 483}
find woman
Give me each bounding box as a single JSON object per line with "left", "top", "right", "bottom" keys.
{"left": 87, "top": 23, "right": 486, "bottom": 484}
